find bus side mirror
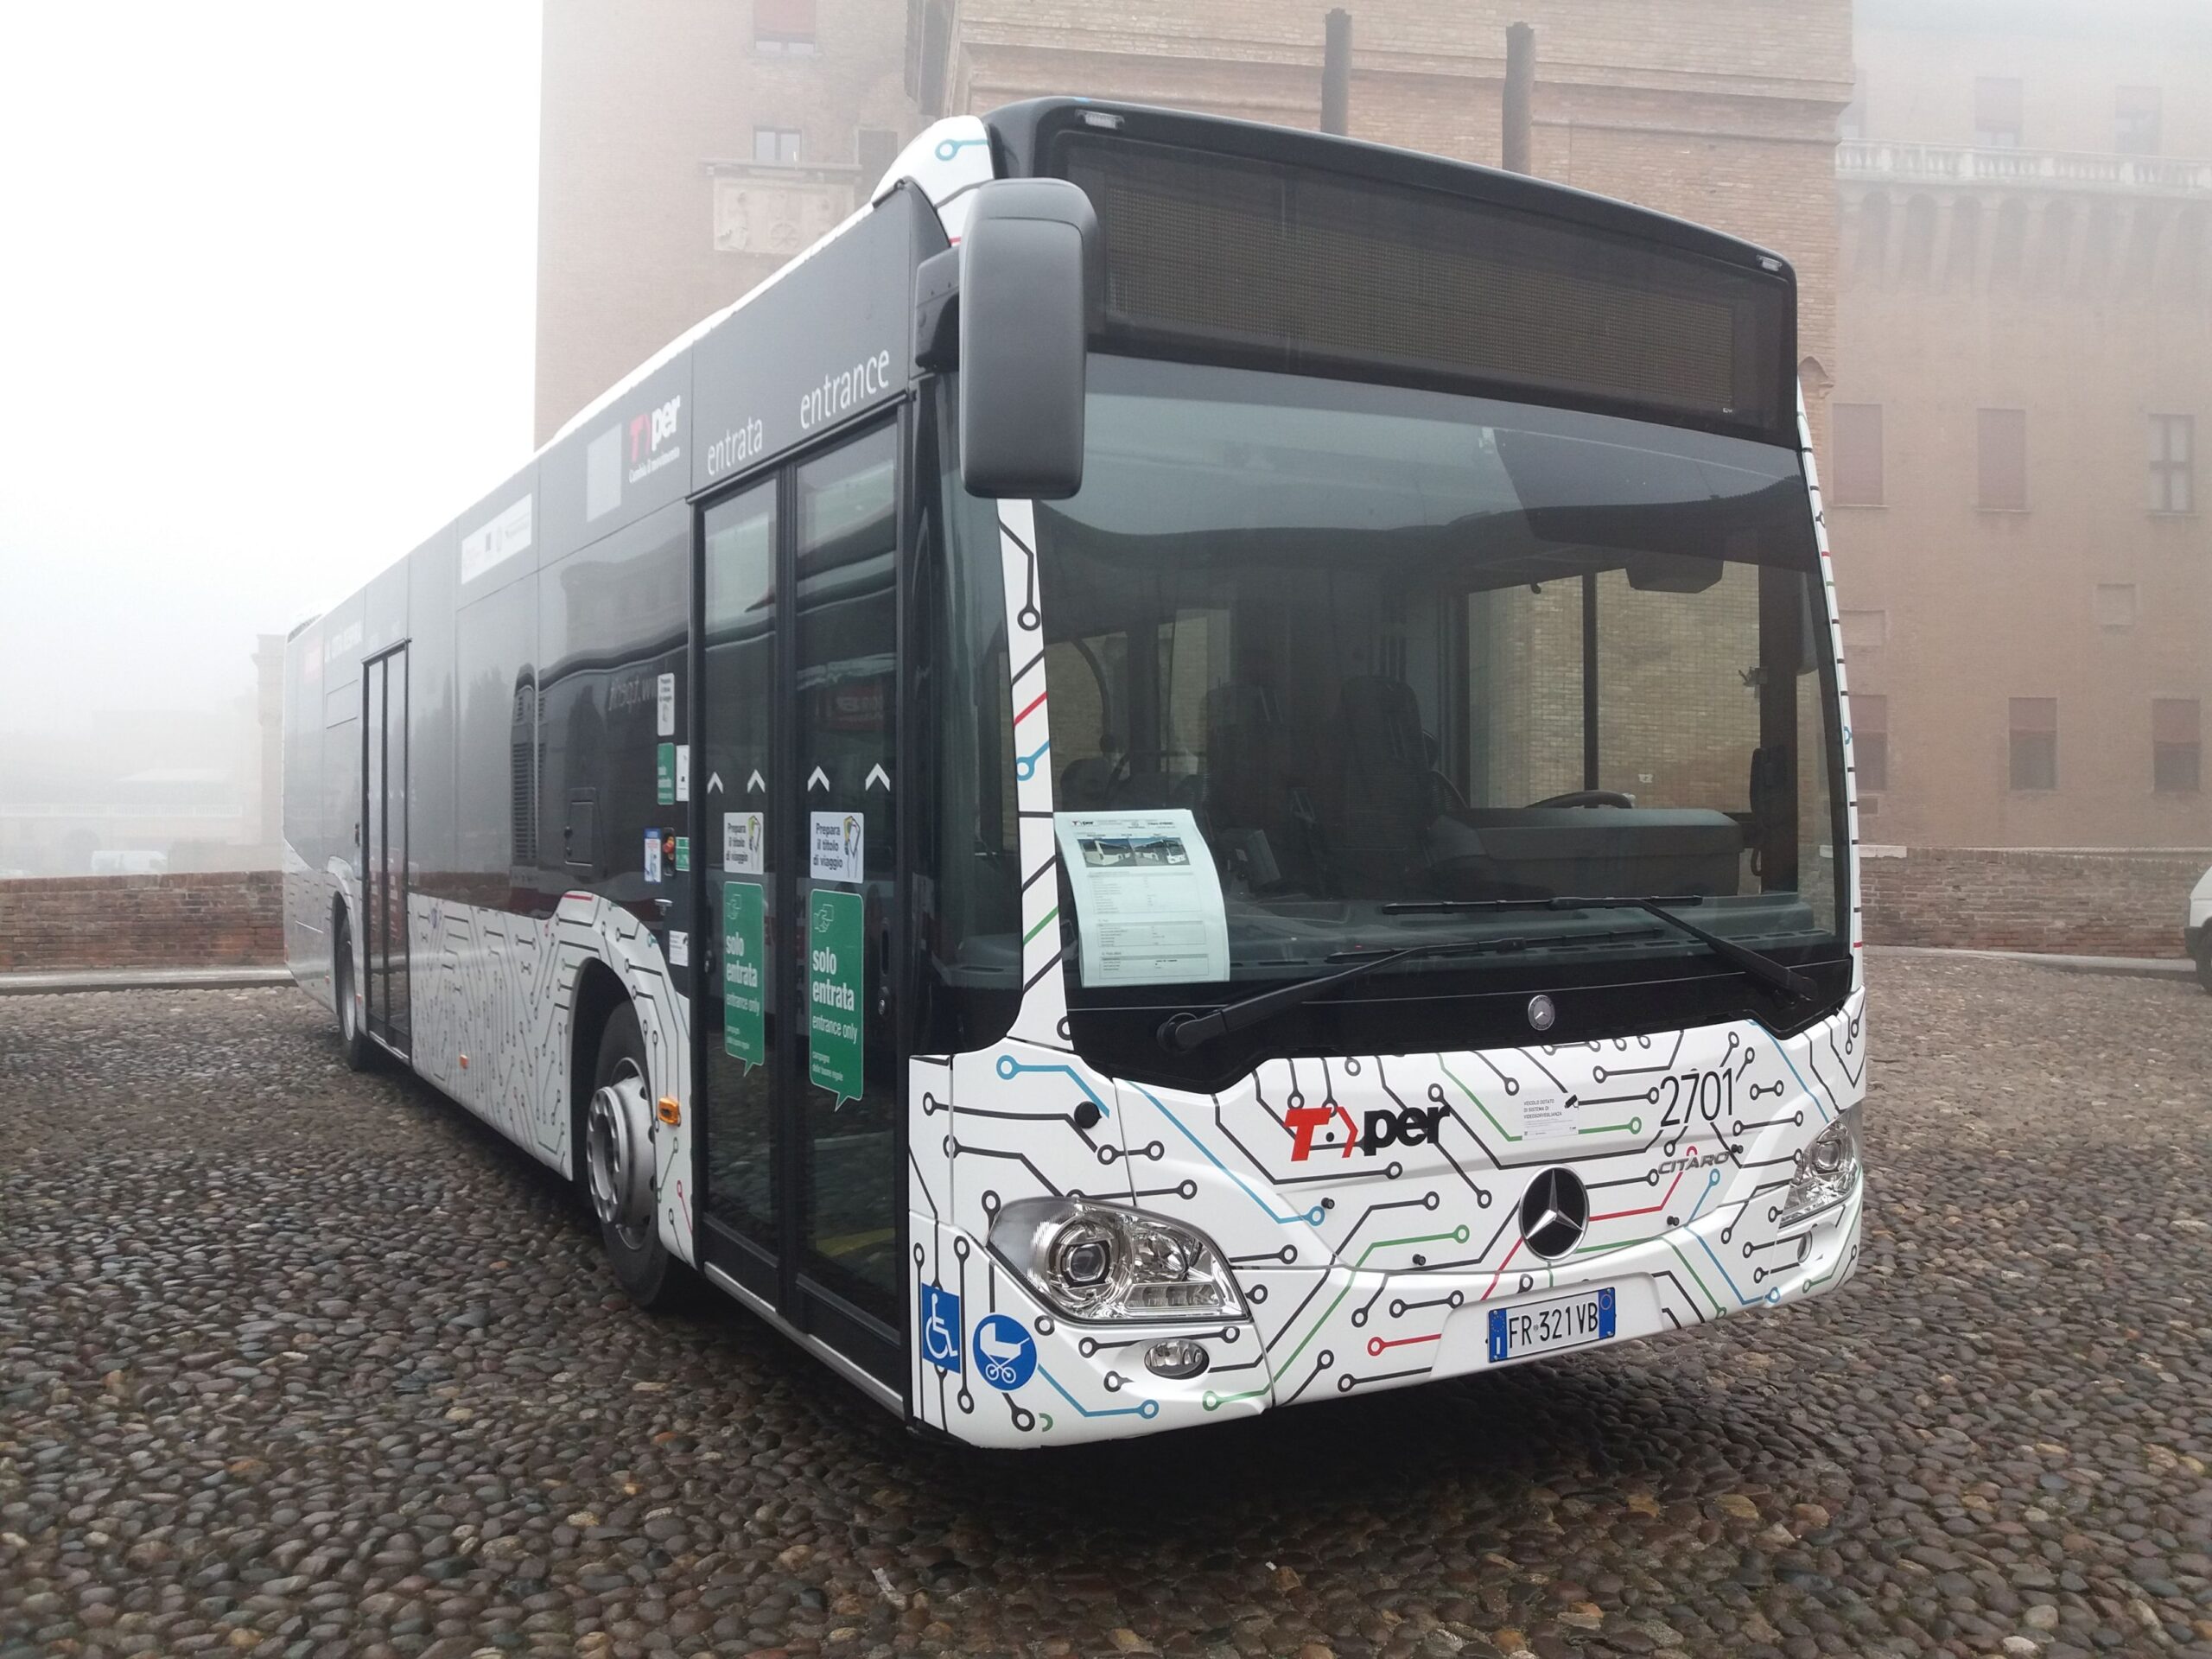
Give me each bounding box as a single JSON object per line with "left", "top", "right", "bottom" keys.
{"left": 957, "top": 178, "right": 1098, "bottom": 501}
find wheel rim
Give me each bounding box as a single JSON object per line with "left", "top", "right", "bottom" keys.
{"left": 337, "top": 935, "right": 356, "bottom": 1039}
{"left": 587, "top": 1057, "right": 655, "bottom": 1249}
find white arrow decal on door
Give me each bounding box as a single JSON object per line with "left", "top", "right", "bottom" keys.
{"left": 865, "top": 764, "right": 891, "bottom": 792}
{"left": 806, "top": 766, "right": 830, "bottom": 792}
{"left": 746, "top": 769, "right": 766, "bottom": 794}
{"left": 706, "top": 771, "right": 725, "bottom": 796}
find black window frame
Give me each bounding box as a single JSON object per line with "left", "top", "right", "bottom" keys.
{"left": 2150, "top": 413, "right": 2194, "bottom": 515}
{"left": 2009, "top": 697, "right": 2058, "bottom": 791}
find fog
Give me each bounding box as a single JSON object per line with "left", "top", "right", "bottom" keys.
{"left": 0, "top": 3, "right": 537, "bottom": 867}
{"left": 0, "top": 0, "right": 2205, "bottom": 983}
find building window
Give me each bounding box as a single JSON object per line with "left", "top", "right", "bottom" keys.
{"left": 2094, "top": 583, "right": 2139, "bottom": 628}
{"left": 2149, "top": 414, "right": 2194, "bottom": 513}
{"left": 753, "top": 0, "right": 817, "bottom": 53}
{"left": 2009, "top": 697, "right": 2057, "bottom": 790}
{"left": 1840, "top": 609, "right": 1887, "bottom": 653}
{"left": 2153, "top": 699, "right": 2201, "bottom": 792}
{"left": 1831, "top": 403, "right": 1885, "bottom": 505}
{"left": 753, "top": 126, "right": 803, "bottom": 164}
{"left": 856, "top": 127, "right": 900, "bottom": 185}
{"left": 1975, "top": 77, "right": 2023, "bottom": 148}
{"left": 2115, "top": 86, "right": 2162, "bottom": 156}
{"left": 1854, "top": 694, "right": 1889, "bottom": 792}
{"left": 1979, "top": 408, "right": 2028, "bottom": 510}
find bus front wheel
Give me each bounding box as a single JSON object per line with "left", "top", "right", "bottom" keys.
{"left": 585, "top": 1002, "right": 691, "bottom": 1311}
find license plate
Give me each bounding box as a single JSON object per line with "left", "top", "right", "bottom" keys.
{"left": 1486, "top": 1286, "right": 1617, "bottom": 1363}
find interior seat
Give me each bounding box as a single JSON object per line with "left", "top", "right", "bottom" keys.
{"left": 1328, "top": 676, "right": 1438, "bottom": 891}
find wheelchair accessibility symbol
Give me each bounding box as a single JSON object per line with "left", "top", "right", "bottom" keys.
{"left": 973, "top": 1313, "right": 1037, "bottom": 1391}
{"left": 919, "top": 1283, "right": 962, "bottom": 1374}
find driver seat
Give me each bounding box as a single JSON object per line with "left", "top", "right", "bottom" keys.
{"left": 1330, "top": 676, "right": 1437, "bottom": 889}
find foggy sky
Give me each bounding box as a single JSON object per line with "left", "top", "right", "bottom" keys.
{"left": 0, "top": 3, "right": 541, "bottom": 732}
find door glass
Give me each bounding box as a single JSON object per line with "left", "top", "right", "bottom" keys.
{"left": 364, "top": 658, "right": 385, "bottom": 1036}
{"left": 702, "top": 481, "right": 779, "bottom": 1250}
{"left": 794, "top": 426, "right": 899, "bottom": 1322}
{"left": 384, "top": 650, "right": 410, "bottom": 1046}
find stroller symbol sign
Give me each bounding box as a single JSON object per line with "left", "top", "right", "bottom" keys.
{"left": 973, "top": 1314, "right": 1037, "bottom": 1391}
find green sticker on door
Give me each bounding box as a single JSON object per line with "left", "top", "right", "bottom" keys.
{"left": 807, "top": 887, "right": 864, "bottom": 1104}
{"left": 722, "top": 879, "right": 765, "bottom": 1067}
{"left": 656, "top": 743, "right": 677, "bottom": 806}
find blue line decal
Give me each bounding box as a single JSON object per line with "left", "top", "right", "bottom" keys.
{"left": 1130, "top": 1084, "right": 1328, "bottom": 1227}
{"left": 1038, "top": 1366, "right": 1160, "bottom": 1420}
{"left": 995, "top": 1053, "right": 1110, "bottom": 1117}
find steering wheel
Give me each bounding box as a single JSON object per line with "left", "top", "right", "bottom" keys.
{"left": 1527, "top": 790, "right": 1636, "bottom": 809}
{"left": 1103, "top": 750, "right": 1204, "bottom": 800}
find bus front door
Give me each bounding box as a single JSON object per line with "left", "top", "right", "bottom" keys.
{"left": 696, "top": 420, "right": 904, "bottom": 1395}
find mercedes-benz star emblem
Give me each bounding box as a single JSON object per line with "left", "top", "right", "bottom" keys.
{"left": 1526, "top": 994, "right": 1557, "bottom": 1033}
{"left": 1518, "top": 1167, "right": 1590, "bottom": 1260}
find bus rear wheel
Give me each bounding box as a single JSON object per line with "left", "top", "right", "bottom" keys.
{"left": 2196, "top": 949, "right": 2212, "bottom": 995}
{"left": 585, "top": 1002, "right": 690, "bottom": 1311}
{"left": 334, "top": 909, "right": 374, "bottom": 1072}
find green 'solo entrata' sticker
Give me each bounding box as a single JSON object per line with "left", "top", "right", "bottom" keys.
{"left": 657, "top": 743, "right": 677, "bottom": 806}
{"left": 807, "top": 887, "right": 864, "bottom": 1103}
{"left": 722, "top": 879, "right": 765, "bottom": 1066}
{"left": 674, "top": 836, "right": 690, "bottom": 874}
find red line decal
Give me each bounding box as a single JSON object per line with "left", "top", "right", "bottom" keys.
{"left": 1014, "top": 690, "right": 1048, "bottom": 726}
{"left": 1592, "top": 1166, "right": 1687, "bottom": 1223}
{"left": 1479, "top": 1237, "right": 1524, "bottom": 1303}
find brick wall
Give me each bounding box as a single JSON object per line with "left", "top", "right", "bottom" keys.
{"left": 1859, "top": 848, "right": 2206, "bottom": 959}
{"left": 0, "top": 872, "right": 284, "bottom": 974}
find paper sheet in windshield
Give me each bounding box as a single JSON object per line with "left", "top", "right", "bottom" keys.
{"left": 1052, "top": 810, "right": 1230, "bottom": 988}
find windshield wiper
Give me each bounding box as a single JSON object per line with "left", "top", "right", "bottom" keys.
{"left": 1380, "top": 895, "right": 1817, "bottom": 1002}
{"left": 1155, "top": 925, "right": 1658, "bottom": 1055}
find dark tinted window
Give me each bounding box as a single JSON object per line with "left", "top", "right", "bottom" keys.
{"left": 1057, "top": 135, "right": 1794, "bottom": 439}
{"left": 2010, "top": 697, "right": 2057, "bottom": 790}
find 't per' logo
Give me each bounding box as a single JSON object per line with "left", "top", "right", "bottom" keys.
{"left": 1287, "top": 1103, "right": 1446, "bottom": 1160}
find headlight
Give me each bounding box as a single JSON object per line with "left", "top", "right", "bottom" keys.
{"left": 1777, "top": 1105, "right": 1861, "bottom": 1227}
{"left": 989, "top": 1198, "right": 1247, "bottom": 1323}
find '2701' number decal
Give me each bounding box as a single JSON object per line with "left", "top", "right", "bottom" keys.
{"left": 1657, "top": 1068, "right": 1732, "bottom": 1128}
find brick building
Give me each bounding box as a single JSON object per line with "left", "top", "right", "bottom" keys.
{"left": 536, "top": 1, "right": 1853, "bottom": 444}
{"left": 535, "top": 0, "right": 913, "bottom": 444}
{"left": 1831, "top": 0, "right": 2212, "bottom": 848}
{"left": 918, "top": 0, "right": 1853, "bottom": 448}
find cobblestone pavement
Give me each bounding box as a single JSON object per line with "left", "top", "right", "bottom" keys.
{"left": 3, "top": 959, "right": 2209, "bottom": 1659}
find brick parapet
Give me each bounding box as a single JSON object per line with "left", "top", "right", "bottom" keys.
{"left": 0, "top": 871, "right": 285, "bottom": 973}
{"left": 1858, "top": 848, "right": 2206, "bottom": 959}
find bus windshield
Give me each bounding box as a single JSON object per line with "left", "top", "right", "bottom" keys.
{"left": 1023, "top": 355, "right": 1846, "bottom": 993}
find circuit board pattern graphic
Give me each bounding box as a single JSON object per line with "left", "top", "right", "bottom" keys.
{"left": 904, "top": 389, "right": 1866, "bottom": 1447}
{"left": 404, "top": 891, "right": 696, "bottom": 1265}
{"left": 287, "top": 865, "right": 698, "bottom": 1268}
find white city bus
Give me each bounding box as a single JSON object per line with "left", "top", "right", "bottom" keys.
{"left": 283, "top": 99, "right": 1867, "bottom": 1447}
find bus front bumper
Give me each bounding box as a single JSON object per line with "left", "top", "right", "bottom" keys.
{"left": 911, "top": 1182, "right": 1860, "bottom": 1447}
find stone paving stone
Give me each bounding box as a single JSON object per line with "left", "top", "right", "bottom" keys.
{"left": 1, "top": 961, "right": 2209, "bottom": 1658}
